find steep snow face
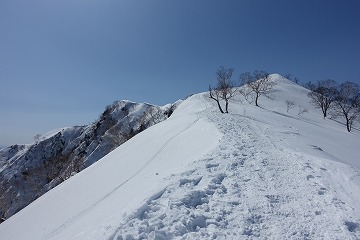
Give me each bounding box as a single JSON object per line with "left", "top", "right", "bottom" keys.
{"left": 1, "top": 75, "right": 360, "bottom": 239}
{"left": 0, "top": 100, "right": 173, "bottom": 220}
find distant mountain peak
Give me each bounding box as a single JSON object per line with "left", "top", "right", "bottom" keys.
{"left": 0, "top": 99, "right": 177, "bottom": 220}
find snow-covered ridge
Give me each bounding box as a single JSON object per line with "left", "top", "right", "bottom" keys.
{"left": 0, "top": 100, "right": 177, "bottom": 221}
{"left": 0, "top": 74, "right": 360, "bottom": 239}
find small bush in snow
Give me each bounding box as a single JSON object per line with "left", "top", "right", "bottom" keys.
{"left": 298, "top": 106, "right": 308, "bottom": 116}
{"left": 285, "top": 100, "right": 296, "bottom": 113}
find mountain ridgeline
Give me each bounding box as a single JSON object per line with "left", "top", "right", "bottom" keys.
{"left": 0, "top": 75, "right": 360, "bottom": 239}
{"left": 0, "top": 100, "right": 179, "bottom": 221}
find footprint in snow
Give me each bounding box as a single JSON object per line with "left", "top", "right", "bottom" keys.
{"left": 206, "top": 163, "right": 219, "bottom": 169}
{"left": 318, "top": 187, "right": 327, "bottom": 195}
{"left": 345, "top": 221, "right": 359, "bottom": 233}
{"left": 306, "top": 175, "right": 315, "bottom": 181}
{"left": 179, "top": 177, "right": 202, "bottom": 187}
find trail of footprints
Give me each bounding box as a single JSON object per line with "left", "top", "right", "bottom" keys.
{"left": 111, "top": 112, "right": 360, "bottom": 239}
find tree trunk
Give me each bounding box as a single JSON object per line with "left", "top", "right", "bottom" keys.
{"left": 346, "top": 118, "right": 351, "bottom": 132}
{"left": 255, "top": 94, "right": 259, "bottom": 107}
{"left": 216, "top": 99, "right": 224, "bottom": 113}
{"left": 322, "top": 108, "right": 327, "bottom": 119}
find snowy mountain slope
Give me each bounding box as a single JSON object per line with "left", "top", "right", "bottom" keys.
{"left": 0, "top": 95, "right": 220, "bottom": 240}
{"left": 0, "top": 100, "right": 176, "bottom": 220}
{"left": 0, "top": 74, "right": 359, "bottom": 239}
{"left": 110, "top": 76, "right": 360, "bottom": 239}
{"left": 256, "top": 75, "right": 360, "bottom": 170}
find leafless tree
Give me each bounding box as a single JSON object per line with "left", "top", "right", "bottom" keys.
{"left": 209, "top": 66, "right": 236, "bottom": 113}
{"left": 238, "top": 72, "right": 255, "bottom": 103}
{"left": 298, "top": 106, "right": 308, "bottom": 116}
{"left": 285, "top": 74, "right": 300, "bottom": 84}
{"left": 285, "top": 100, "right": 296, "bottom": 113}
{"left": 285, "top": 73, "right": 292, "bottom": 79}
{"left": 303, "top": 81, "right": 316, "bottom": 91}
{"left": 307, "top": 79, "right": 338, "bottom": 118}
{"left": 33, "top": 134, "right": 41, "bottom": 143}
{"left": 333, "top": 81, "right": 360, "bottom": 132}
{"left": 239, "top": 70, "right": 276, "bottom": 107}
{"left": 209, "top": 85, "right": 224, "bottom": 113}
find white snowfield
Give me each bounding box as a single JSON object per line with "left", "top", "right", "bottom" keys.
{"left": 1, "top": 75, "right": 360, "bottom": 239}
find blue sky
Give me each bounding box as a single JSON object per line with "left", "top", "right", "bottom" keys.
{"left": 1, "top": 0, "right": 360, "bottom": 145}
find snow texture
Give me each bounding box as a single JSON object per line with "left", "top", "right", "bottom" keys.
{"left": 0, "top": 74, "right": 359, "bottom": 240}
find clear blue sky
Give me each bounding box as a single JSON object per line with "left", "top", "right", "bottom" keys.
{"left": 1, "top": 0, "right": 360, "bottom": 145}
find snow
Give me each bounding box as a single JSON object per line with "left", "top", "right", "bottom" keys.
{"left": 0, "top": 74, "right": 360, "bottom": 239}
{"left": 38, "top": 128, "right": 71, "bottom": 142}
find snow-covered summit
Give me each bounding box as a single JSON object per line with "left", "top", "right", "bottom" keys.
{"left": 0, "top": 76, "right": 359, "bottom": 239}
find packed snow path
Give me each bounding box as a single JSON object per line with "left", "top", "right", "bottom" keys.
{"left": 112, "top": 96, "right": 360, "bottom": 239}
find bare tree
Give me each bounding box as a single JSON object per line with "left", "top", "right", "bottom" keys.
{"left": 209, "top": 84, "right": 224, "bottom": 113}
{"left": 285, "top": 73, "right": 292, "bottom": 80}
{"left": 239, "top": 70, "right": 276, "bottom": 107}
{"left": 33, "top": 134, "right": 41, "bottom": 143}
{"left": 298, "top": 106, "right": 308, "bottom": 116}
{"left": 285, "top": 74, "right": 300, "bottom": 84}
{"left": 209, "top": 67, "right": 236, "bottom": 113}
{"left": 294, "top": 77, "right": 300, "bottom": 84}
{"left": 238, "top": 72, "right": 255, "bottom": 103}
{"left": 333, "top": 81, "right": 360, "bottom": 132}
{"left": 303, "top": 81, "right": 316, "bottom": 91}
{"left": 307, "top": 79, "right": 338, "bottom": 118}
{"left": 285, "top": 100, "right": 296, "bottom": 113}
